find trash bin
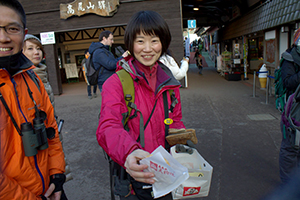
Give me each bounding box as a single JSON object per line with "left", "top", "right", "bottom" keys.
{"left": 258, "top": 64, "right": 268, "bottom": 89}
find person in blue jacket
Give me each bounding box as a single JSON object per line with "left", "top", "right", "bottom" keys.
{"left": 88, "top": 30, "right": 128, "bottom": 92}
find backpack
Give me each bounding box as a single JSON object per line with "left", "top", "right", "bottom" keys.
{"left": 275, "top": 49, "right": 299, "bottom": 113}
{"left": 85, "top": 52, "right": 100, "bottom": 85}
{"left": 274, "top": 58, "right": 286, "bottom": 113}
{"left": 282, "top": 83, "right": 300, "bottom": 149}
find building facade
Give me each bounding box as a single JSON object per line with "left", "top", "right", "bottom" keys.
{"left": 209, "top": 0, "right": 300, "bottom": 81}
{"left": 19, "top": 0, "right": 184, "bottom": 94}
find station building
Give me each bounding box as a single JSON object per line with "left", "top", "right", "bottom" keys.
{"left": 19, "top": 0, "right": 183, "bottom": 94}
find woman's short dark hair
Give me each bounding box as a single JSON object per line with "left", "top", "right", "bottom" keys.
{"left": 99, "top": 30, "right": 112, "bottom": 41}
{"left": 0, "top": 0, "right": 26, "bottom": 28}
{"left": 124, "top": 10, "right": 171, "bottom": 57}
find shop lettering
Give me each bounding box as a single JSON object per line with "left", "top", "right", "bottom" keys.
{"left": 98, "top": 1, "right": 106, "bottom": 9}
{"left": 150, "top": 161, "right": 175, "bottom": 177}
{"left": 60, "top": 0, "right": 119, "bottom": 19}
{"left": 67, "top": 5, "right": 75, "bottom": 14}
{"left": 87, "top": 2, "right": 95, "bottom": 9}
{"left": 78, "top": 2, "right": 85, "bottom": 11}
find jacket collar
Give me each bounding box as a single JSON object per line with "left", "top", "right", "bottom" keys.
{"left": 117, "top": 56, "right": 181, "bottom": 93}
{"left": 291, "top": 47, "right": 300, "bottom": 67}
{"left": 0, "top": 52, "right": 34, "bottom": 76}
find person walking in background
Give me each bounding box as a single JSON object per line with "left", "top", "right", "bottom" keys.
{"left": 194, "top": 47, "right": 203, "bottom": 74}
{"left": 279, "top": 28, "right": 300, "bottom": 184}
{"left": 0, "top": 0, "right": 67, "bottom": 199}
{"left": 23, "top": 34, "right": 55, "bottom": 107}
{"left": 159, "top": 49, "right": 189, "bottom": 81}
{"left": 82, "top": 50, "right": 97, "bottom": 99}
{"left": 97, "top": 10, "right": 186, "bottom": 199}
{"left": 88, "top": 30, "right": 128, "bottom": 93}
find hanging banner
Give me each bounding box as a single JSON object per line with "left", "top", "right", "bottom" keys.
{"left": 60, "top": 0, "right": 119, "bottom": 19}
{"left": 243, "top": 36, "right": 248, "bottom": 80}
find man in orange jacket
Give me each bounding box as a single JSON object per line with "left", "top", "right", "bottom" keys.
{"left": 0, "top": 0, "right": 67, "bottom": 199}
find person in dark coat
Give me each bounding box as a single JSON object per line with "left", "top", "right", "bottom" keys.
{"left": 88, "top": 30, "right": 128, "bottom": 92}
{"left": 279, "top": 28, "right": 300, "bottom": 183}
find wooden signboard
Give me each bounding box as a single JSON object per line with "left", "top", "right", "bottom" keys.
{"left": 60, "top": 0, "right": 119, "bottom": 19}
{"left": 64, "top": 63, "right": 79, "bottom": 79}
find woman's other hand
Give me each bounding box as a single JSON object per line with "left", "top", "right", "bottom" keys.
{"left": 122, "top": 50, "right": 130, "bottom": 57}
{"left": 183, "top": 57, "right": 189, "bottom": 63}
{"left": 124, "top": 149, "right": 155, "bottom": 184}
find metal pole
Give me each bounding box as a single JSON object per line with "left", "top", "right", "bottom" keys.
{"left": 253, "top": 71, "right": 256, "bottom": 97}
{"left": 266, "top": 75, "right": 269, "bottom": 104}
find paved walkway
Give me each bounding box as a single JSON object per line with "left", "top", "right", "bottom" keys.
{"left": 57, "top": 63, "right": 282, "bottom": 200}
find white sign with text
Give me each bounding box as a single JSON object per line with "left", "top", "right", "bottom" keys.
{"left": 40, "top": 32, "right": 55, "bottom": 45}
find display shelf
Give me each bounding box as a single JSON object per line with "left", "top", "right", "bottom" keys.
{"left": 220, "top": 51, "right": 232, "bottom": 76}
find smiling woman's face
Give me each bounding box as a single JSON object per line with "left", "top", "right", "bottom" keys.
{"left": 23, "top": 40, "right": 43, "bottom": 66}
{"left": 133, "top": 32, "right": 162, "bottom": 67}
{"left": 0, "top": 6, "right": 27, "bottom": 57}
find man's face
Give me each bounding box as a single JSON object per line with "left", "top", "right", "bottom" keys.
{"left": 0, "top": 6, "right": 27, "bottom": 57}
{"left": 102, "top": 34, "right": 114, "bottom": 47}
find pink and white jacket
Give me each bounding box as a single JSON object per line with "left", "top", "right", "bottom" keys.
{"left": 96, "top": 56, "right": 185, "bottom": 166}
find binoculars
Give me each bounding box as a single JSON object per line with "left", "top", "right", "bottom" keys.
{"left": 21, "top": 112, "right": 54, "bottom": 157}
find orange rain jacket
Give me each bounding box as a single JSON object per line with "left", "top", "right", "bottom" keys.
{"left": 0, "top": 54, "right": 65, "bottom": 199}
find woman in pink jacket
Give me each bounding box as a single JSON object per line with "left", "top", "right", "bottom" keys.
{"left": 96, "top": 10, "right": 186, "bottom": 200}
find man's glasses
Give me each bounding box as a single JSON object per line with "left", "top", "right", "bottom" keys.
{"left": 0, "top": 24, "right": 24, "bottom": 35}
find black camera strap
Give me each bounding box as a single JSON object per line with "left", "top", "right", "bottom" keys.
{"left": 0, "top": 83, "right": 22, "bottom": 135}
{"left": 21, "top": 74, "right": 40, "bottom": 118}
{"left": 163, "top": 91, "right": 170, "bottom": 150}
{"left": 0, "top": 73, "right": 41, "bottom": 136}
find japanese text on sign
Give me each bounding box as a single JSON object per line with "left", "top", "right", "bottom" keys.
{"left": 60, "top": 0, "right": 119, "bottom": 19}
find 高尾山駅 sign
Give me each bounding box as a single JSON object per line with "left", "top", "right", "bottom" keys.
{"left": 60, "top": 0, "right": 119, "bottom": 19}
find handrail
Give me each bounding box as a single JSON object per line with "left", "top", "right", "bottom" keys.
{"left": 253, "top": 70, "right": 275, "bottom": 104}
{"left": 256, "top": 71, "right": 268, "bottom": 74}
{"left": 265, "top": 73, "right": 275, "bottom": 104}
{"left": 253, "top": 71, "right": 257, "bottom": 98}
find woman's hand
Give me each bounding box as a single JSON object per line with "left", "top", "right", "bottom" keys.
{"left": 183, "top": 57, "right": 189, "bottom": 63}
{"left": 122, "top": 50, "right": 130, "bottom": 57}
{"left": 124, "top": 149, "right": 155, "bottom": 184}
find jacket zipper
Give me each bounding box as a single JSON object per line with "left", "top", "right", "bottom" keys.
{"left": 35, "top": 155, "right": 46, "bottom": 194}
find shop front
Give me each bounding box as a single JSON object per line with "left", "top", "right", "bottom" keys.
{"left": 247, "top": 33, "right": 264, "bottom": 72}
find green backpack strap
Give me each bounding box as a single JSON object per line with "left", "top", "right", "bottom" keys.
{"left": 116, "top": 69, "right": 146, "bottom": 147}
{"left": 116, "top": 69, "right": 135, "bottom": 126}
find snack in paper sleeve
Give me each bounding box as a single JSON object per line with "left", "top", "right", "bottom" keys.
{"left": 166, "top": 129, "right": 198, "bottom": 146}
{"left": 140, "top": 146, "right": 189, "bottom": 199}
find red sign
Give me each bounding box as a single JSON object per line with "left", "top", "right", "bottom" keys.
{"left": 183, "top": 187, "right": 201, "bottom": 196}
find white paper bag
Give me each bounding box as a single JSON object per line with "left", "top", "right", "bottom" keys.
{"left": 140, "top": 146, "right": 189, "bottom": 199}
{"left": 171, "top": 145, "right": 213, "bottom": 199}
